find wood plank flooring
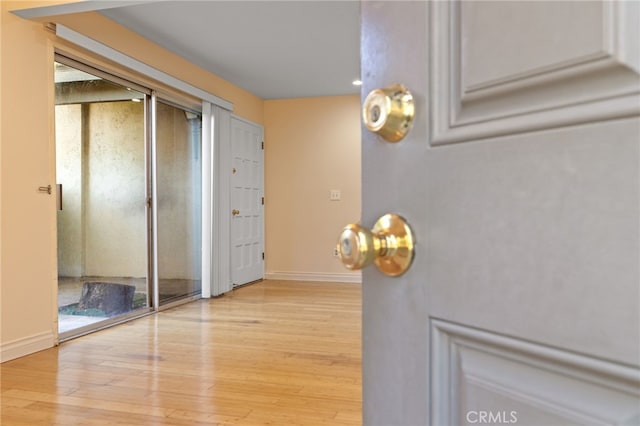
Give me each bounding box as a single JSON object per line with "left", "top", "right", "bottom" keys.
{"left": 0, "top": 280, "right": 362, "bottom": 425}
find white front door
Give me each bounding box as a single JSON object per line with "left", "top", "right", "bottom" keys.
{"left": 230, "top": 116, "right": 264, "bottom": 287}
{"left": 360, "top": 1, "right": 640, "bottom": 424}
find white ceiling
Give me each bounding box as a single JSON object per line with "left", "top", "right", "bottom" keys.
{"left": 97, "top": 1, "right": 361, "bottom": 100}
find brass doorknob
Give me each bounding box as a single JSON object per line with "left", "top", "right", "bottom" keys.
{"left": 362, "top": 83, "right": 414, "bottom": 142}
{"left": 337, "top": 213, "right": 415, "bottom": 277}
{"left": 232, "top": 209, "right": 240, "bottom": 216}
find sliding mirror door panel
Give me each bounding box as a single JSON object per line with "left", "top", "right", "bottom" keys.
{"left": 155, "top": 100, "right": 202, "bottom": 305}
{"left": 55, "top": 60, "right": 151, "bottom": 337}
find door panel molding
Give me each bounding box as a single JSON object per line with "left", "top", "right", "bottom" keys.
{"left": 430, "top": 0, "right": 640, "bottom": 145}
{"left": 431, "top": 319, "right": 640, "bottom": 425}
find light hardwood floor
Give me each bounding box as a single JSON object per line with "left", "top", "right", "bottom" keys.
{"left": 1, "top": 280, "right": 362, "bottom": 425}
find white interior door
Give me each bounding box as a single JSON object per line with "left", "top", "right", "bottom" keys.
{"left": 360, "top": 1, "right": 640, "bottom": 425}
{"left": 230, "top": 116, "right": 264, "bottom": 287}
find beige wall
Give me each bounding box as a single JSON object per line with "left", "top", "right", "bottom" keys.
{"left": 56, "top": 104, "right": 83, "bottom": 276}
{"left": 57, "top": 101, "right": 202, "bottom": 280}
{"left": 78, "top": 101, "right": 147, "bottom": 278}
{"left": 1, "top": 0, "right": 59, "bottom": 359}
{"left": 264, "top": 96, "right": 361, "bottom": 281}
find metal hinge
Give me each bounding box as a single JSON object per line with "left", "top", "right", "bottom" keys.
{"left": 261, "top": 197, "right": 264, "bottom": 205}
{"left": 261, "top": 141, "right": 264, "bottom": 150}
{"left": 262, "top": 252, "right": 265, "bottom": 260}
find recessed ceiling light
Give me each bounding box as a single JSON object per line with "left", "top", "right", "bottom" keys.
{"left": 352, "top": 79, "right": 362, "bottom": 86}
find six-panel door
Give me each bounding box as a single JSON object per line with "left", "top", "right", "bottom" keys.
{"left": 361, "top": 2, "right": 640, "bottom": 424}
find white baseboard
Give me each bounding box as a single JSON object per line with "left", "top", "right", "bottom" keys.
{"left": 1, "top": 331, "right": 55, "bottom": 363}
{"left": 265, "top": 271, "right": 362, "bottom": 283}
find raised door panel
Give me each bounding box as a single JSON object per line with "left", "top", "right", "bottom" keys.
{"left": 432, "top": 320, "right": 640, "bottom": 425}
{"left": 431, "top": 0, "right": 640, "bottom": 145}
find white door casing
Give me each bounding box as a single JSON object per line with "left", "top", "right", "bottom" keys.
{"left": 361, "top": 1, "right": 640, "bottom": 425}
{"left": 230, "top": 116, "right": 264, "bottom": 287}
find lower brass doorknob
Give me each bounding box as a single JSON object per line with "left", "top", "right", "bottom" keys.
{"left": 336, "top": 213, "right": 415, "bottom": 277}
{"left": 232, "top": 209, "right": 240, "bottom": 216}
